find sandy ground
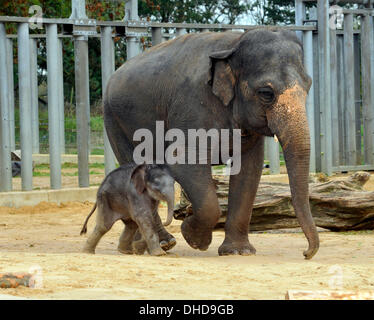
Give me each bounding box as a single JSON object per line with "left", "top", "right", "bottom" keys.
{"left": 0, "top": 200, "right": 374, "bottom": 300}
{"left": 1, "top": 169, "right": 374, "bottom": 299}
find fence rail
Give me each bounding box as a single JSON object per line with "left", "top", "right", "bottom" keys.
{"left": 0, "top": 0, "right": 374, "bottom": 193}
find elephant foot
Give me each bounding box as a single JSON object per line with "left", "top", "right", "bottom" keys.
{"left": 117, "top": 246, "right": 133, "bottom": 255}
{"left": 82, "top": 246, "right": 95, "bottom": 254}
{"left": 218, "top": 239, "right": 256, "bottom": 256}
{"left": 149, "top": 247, "right": 167, "bottom": 256}
{"left": 133, "top": 239, "right": 148, "bottom": 255}
{"left": 181, "top": 216, "right": 212, "bottom": 251}
{"left": 160, "top": 236, "right": 176, "bottom": 251}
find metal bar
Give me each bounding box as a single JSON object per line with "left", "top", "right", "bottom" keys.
{"left": 332, "top": 164, "right": 374, "bottom": 172}
{"left": 0, "top": 23, "right": 12, "bottom": 191}
{"left": 74, "top": 36, "right": 90, "bottom": 187}
{"left": 71, "top": 0, "right": 90, "bottom": 187}
{"left": 152, "top": 27, "right": 162, "bottom": 46}
{"left": 361, "top": 14, "right": 374, "bottom": 164}
{"left": 58, "top": 38, "right": 65, "bottom": 154}
{"left": 6, "top": 38, "right": 15, "bottom": 152}
{"left": 313, "top": 32, "right": 321, "bottom": 172}
{"left": 18, "top": 23, "right": 33, "bottom": 190}
{"left": 46, "top": 24, "right": 62, "bottom": 189}
{"left": 0, "top": 16, "right": 74, "bottom": 25}
{"left": 70, "top": 0, "right": 88, "bottom": 20}
{"left": 330, "top": 29, "right": 339, "bottom": 167}
{"left": 125, "top": 0, "right": 139, "bottom": 20}
{"left": 318, "top": 0, "right": 333, "bottom": 175}
{"left": 96, "top": 20, "right": 318, "bottom": 30}
{"left": 101, "top": 26, "right": 116, "bottom": 175}
{"left": 343, "top": 14, "right": 356, "bottom": 165}
{"left": 29, "top": 38, "right": 39, "bottom": 154}
{"left": 295, "top": 0, "right": 306, "bottom": 40}
{"left": 336, "top": 34, "right": 346, "bottom": 165}
{"left": 304, "top": 30, "right": 316, "bottom": 173}
{"left": 353, "top": 33, "right": 362, "bottom": 165}
{"left": 266, "top": 137, "right": 280, "bottom": 174}
{"left": 125, "top": 0, "right": 141, "bottom": 59}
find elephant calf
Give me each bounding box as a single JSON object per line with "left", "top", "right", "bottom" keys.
{"left": 80, "top": 164, "right": 176, "bottom": 256}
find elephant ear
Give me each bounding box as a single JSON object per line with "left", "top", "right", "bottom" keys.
{"left": 131, "top": 164, "right": 147, "bottom": 194}
{"left": 208, "top": 48, "right": 236, "bottom": 107}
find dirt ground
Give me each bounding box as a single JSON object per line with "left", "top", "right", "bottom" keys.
{"left": 1, "top": 170, "right": 374, "bottom": 300}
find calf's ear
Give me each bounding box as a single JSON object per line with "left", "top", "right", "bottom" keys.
{"left": 131, "top": 164, "right": 147, "bottom": 194}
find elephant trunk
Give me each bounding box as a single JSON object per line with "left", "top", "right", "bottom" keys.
{"left": 266, "top": 83, "right": 319, "bottom": 259}
{"left": 163, "top": 186, "right": 175, "bottom": 227}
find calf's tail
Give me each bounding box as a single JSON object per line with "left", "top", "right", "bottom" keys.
{"left": 80, "top": 203, "right": 97, "bottom": 235}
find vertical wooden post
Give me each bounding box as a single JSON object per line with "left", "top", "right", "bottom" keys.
{"left": 125, "top": 0, "right": 141, "bottom": 59}
{"left": 30, "top": 38, "right": 39, "bottom": 154}
{"left": 0, "top": 23, "right": 12, "bottom": 191}
{"left": 152, "top": 27, "right": 162, "bottom": 46}
{"left": 46, "top": 24, "right": 62, "bottom": 189}
{"left": 313, "top": 31, "right": 321, "bottom": 172}
{"left": 317, "top": 0, "right": 332, "bottom": 175}
{"left": 343, "top": 14, "right": 356, "bottom": 166}
{"left": 72, "top": 0, "right": 90, "bottom": 187}
{"left": 18, "top": 23, "right": 33, "bottom": 190}
{"left": 74, "top": 37, "right": 90, "bottom": 187}
{"left": 295, "top": 0, "right": 305, "bottom": 41}
{"left": 304, "top": 30, "right": 316, "bottom": 173}
{"left": 58, "top": 38, "right": 65, "bottom": 154}
{"left": 330, "top": 29, "right": 339, "bottom": 167}
{"left": 336, "top": 34, "right": 346, "bottom": 165}
{"left": 353, "top": 34, "right": 362, "bottom": 165}
{"left": 361, "top": 14, "right": 374, "bottom": 164}
{"left": 266, "top": 137, "right": 280, "bottom": 174}
{"left": 101, "top": 26, "right": 116, "bottom": 175}
{"left": 6, "top": 38, "right": 15, "bottom": 152}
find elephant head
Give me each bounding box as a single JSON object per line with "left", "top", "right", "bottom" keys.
{"left": 132, "top": 164, "right": 175, "bottom": 227}
{"left": 208, "top": 28, "right": 319, "bottom": 259}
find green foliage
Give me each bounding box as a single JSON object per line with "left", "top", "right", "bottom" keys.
{"left": 139, "top": 0, "right": 249, "bottom": 24}
{"left": 247, "top": 0, "right": 295, "bottom": 25}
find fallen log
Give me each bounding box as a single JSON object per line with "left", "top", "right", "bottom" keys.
{"left": 0, "top": 273, "right": 34, "bottom": 288}
{"left": 173, "top": 172, "right": 374, "bottom": 231}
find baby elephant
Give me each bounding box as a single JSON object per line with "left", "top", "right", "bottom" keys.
{"left": 80, "top": 163, "right": 176, "bottom": 256}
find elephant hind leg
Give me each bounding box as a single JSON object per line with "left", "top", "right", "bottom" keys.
{"left": 117, "top": 220, "right": 138, "bottom": 254}
{"left": 82, "top": 201, "right": 119, "bottom": 254}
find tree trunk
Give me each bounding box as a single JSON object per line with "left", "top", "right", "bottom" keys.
{"left": 174, "top": 172, "right": 374, "bottom": 231}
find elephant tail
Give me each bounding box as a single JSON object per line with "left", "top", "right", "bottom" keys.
{"left": 80, "top": 202, "right": 97, "bottom": 235}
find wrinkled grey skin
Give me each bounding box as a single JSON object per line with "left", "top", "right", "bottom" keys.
{"left": 104, "top": 28, "right": 320, "bottom": 259}
{"left": 80, "top": 164, "right": 176, "bottom": 256}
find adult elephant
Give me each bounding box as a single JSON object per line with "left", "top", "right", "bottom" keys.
{"left": 104, "top": 27, "right": 320, "bottom": 259}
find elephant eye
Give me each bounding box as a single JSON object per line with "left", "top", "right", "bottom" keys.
{"left": 256, "top": 86, "right": 276, "bottom": 105}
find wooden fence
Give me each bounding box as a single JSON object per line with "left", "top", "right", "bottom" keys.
{"left": 0, "top": 0, "right": 373, "bottom": 192}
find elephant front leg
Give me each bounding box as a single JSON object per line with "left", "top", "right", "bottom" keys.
{"left": 169, "top": 164, "right": 221, "bottom": 251}
{"left": 218, "top": 136, "right": 264, "bottom": 256}
{"left": 152, "top": 209, "right": 176, "bottom": 251}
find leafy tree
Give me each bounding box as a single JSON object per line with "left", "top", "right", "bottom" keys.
{"left": 139, "top": 0, "right": 249, "bottom": 24}
{"left": 246, "top": 0, "right": 295, "bottom": 25}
